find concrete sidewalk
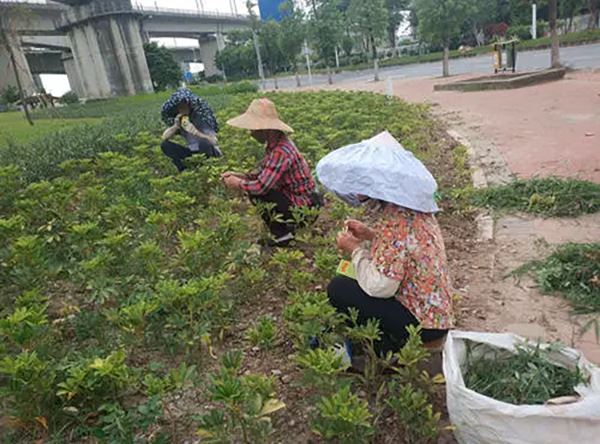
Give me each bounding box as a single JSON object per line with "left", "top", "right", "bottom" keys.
{"left": 321, "top": 70, "right": 600, "bottom": 182}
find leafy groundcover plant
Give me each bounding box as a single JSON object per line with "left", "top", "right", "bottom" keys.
{"left": 0, "top": 90, "right": 463, "bottom": 442}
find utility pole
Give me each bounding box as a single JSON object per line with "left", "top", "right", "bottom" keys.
{"left": 246, "top": 1, "right": 265, "bottom": 88}
{"left": 532, "top": 3, "right": 537, "bottom": 40}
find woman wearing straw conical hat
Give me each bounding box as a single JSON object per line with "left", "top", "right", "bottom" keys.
{"left": 221, "top": 98, "right": 321, "bottom": 247}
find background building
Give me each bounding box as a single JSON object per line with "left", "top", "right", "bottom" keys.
{"left": 258, "top": 0, "right": 285, "bottom": 22}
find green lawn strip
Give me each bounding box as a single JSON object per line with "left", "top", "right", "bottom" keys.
{"left": 0, "top": 94, "right": 236, "bottom": 183}
{"left": 0, "top": 112, "right": 101, "bottom": 144}
{"left": 513, "top": 243, "right": 600, "bottom": 314}
{"left": 470, "top": 177, "right": 600, "bottom": 217}
{"left": 30, "top": 81, "right": 257, "bottom": 120}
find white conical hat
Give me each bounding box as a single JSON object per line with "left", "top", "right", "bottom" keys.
{"left": 316, "top": 131, "right": 439, "bottom": 213}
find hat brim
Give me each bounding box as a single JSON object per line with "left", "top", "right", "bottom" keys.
{"left": 227, "top": 113, "right": 294, "bottom": 133}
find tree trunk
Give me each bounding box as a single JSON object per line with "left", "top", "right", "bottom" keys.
{"left": 549, "top": 0, "right": 561, "bottom": 68}
{"left": 326, "top": 65, "right": 333, "bottom": 85}
{"left": 295, "top": 69, "right": 301, "bottom": 88}
{"left": 252, "top": 29, "right": 265, "bottom": 88}
{"left": 370, "top": 35, "right": 380, "bottom": 82}
{"left": 388, "top": 26, "right": 396, "bottom": 52}
{"left": 588, "top": 0, "right": 600, "bottom": 29}
{"left": 274, "top": 75, "right": 279, "bottom": 90}
{"left": 442, "top": 45, "right": 450, "bottom": 77}
{"left": 0, "top": 26, "right": 33, "bottom": 126}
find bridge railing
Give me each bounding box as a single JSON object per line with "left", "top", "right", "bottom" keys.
{"left": 132, "top": 3, "right": 248, "bottom": 20}
{"left": 0, "top": 0, "right": 63, "bottom": 9}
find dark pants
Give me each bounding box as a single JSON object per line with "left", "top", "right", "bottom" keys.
{"left": 251, "top": 189, "right": 321, "bottom": 239}
{"left": 327, "top": 275, "right": 447, "bottom": 355}
{"left": 160, "top": 140, "right": 220, "bottom": 172}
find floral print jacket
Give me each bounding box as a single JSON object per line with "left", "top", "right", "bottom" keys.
{"left": 370, "top": 203, "right": 455, "bottom": 330}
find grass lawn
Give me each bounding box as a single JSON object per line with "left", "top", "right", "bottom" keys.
{"left": 0, "top": 111, "right": 100, "bottom": 145}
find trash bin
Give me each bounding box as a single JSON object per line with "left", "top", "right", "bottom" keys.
{"left": 493, "top": 39, "right": 518, "bottom": 73}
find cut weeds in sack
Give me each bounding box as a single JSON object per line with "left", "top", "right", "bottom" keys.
{"left": 464, "top": 340, "right": 589, "bottom": 405}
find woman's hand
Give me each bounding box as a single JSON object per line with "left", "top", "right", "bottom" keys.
{"left": 222, "top": 175, "right": 243, "bottom": 190}
{"left": 336, "top": 230, "right": 362, "bottom": 255}
{"left": 345, "top": 219, "right": 375, "bottom": 241}
{"left": 221, "top": 171, "right": 248, "bottom": 180}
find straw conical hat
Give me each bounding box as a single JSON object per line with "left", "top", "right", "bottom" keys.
{"left": 227, "top": 98, "right": 293, "bottom": 133}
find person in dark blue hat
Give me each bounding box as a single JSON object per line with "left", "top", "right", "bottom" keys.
{"left": 160, "top": 88, "right": 221, "bottom": 172}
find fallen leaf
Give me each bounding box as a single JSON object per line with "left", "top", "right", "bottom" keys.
{"left": 260, "top": 399, "right": 286, "bottom": 416}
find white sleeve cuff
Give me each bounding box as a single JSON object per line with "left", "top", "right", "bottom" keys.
{"left": 351, "top": 248, "right": 400, "bottom": 298}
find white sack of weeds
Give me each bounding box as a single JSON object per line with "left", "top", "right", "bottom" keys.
{"left": 444, "top": 330, "right": 600, "bottom": 444}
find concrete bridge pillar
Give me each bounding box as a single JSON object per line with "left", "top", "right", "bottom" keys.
{"left": 58, "top": 0, "right": 153, "bottom": 98}
{"left": 62, "top": 52, "right": 85, "bottom": 98}
{"left": 199, "top": 31, "right": 226, "bottom": 78}
{"left": 0, "top": 33, "right": 36, "bottom": 96}
{"left": 32, "top": 74, "right": 45, "bottom": 93}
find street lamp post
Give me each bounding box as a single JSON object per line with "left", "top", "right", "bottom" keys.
{"left": 532, "top": 3, "right": 537, "bottom": 40}
{"left": 304, "top": 39, "right": 312, "bottom": 86}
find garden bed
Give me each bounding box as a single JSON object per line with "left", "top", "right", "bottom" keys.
{"left": 0, "top": 90, "right": 475, "bottom": 442}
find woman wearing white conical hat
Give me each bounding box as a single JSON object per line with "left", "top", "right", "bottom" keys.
{"left": 221, "top": 98, "right": 321, "bottom": 247}
{"left": 317, "top": 131, "right": 454, "bottom": 360}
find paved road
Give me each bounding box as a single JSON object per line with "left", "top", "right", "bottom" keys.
{"left": 273, "top": 43, "right": 600, "bottom": 90}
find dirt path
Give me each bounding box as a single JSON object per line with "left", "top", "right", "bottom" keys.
{"left": 298, "top": 72, "right": 600, "bottom": 364}
{"left": 459, "top": 212, "right": 600, "bottom": 364}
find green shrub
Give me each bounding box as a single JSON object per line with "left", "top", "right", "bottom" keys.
{"left": 196, "top": 351, "right": 284, "bottom": 443}
{"left": 312, "top": 386, "right": 373, "bottom": 443}
{"left": 1, "top": 85, "right": 20, "bottom": 104}
{"left": 59, "top": 91, "right": 79, "bottom": 105}
{"left": 246, "top": 316, "right": 277, "bottom": 349}
{"left": 507, "top": 24, "right": 531, "bottom": 40}
{"left": 0, "top": 90, "right": 454, "bottom": 441}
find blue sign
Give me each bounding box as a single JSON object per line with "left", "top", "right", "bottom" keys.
{"left": 184, "top": 71, "right": 193, "bottom": 82}
{"left": 258, "top": 0, "right": 286, "bottom": 21}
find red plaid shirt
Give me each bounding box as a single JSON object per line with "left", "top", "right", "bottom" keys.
{"left": 240, "top": 133, "right": 316, "bottom": 207}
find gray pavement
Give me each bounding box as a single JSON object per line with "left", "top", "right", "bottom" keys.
{"left": 271, "top": 43, "right": 600, "bottom": 89}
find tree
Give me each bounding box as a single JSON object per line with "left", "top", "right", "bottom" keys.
{"left": 588, "top": 0, "right": 600, "bottom": 28}
{"left": 385, "top": 0, "right": 409, "bottom": 50}
{"left": 309, "top": 0, "right": 344, "bottom": 84}
{"left": 259, "top": 20, "right": 285, "bottom": 88}
{"left": 279, "top": 1, "right": 307, "bottom": 86}
{"left": 143, "top": 42, "right": 182, "bottom": 91}
{"left": 0, "top": 5, "right": 34, "bottom": 125}
{"left": 216, "top": 31, "right": 258, "bottom": 80}
{"left": 509, "top": 0, "right": 548, "bottom": 25}
{"left": 549, "top": 0, "right": 560, "bottom": 67}
{"left": 247, "top": 1, "right": 266, "bottom": 87}
{"left": 413, "top": 0, "right": 473, "bottom": 77}
{"left": 464, "top": 0, "right": 497, "bottom": 46}
{"left": 560, "top": 0, "right": 585, "bottom": 31}
{"left": 348, "top": 0, "right": 388, "bottom": 81}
